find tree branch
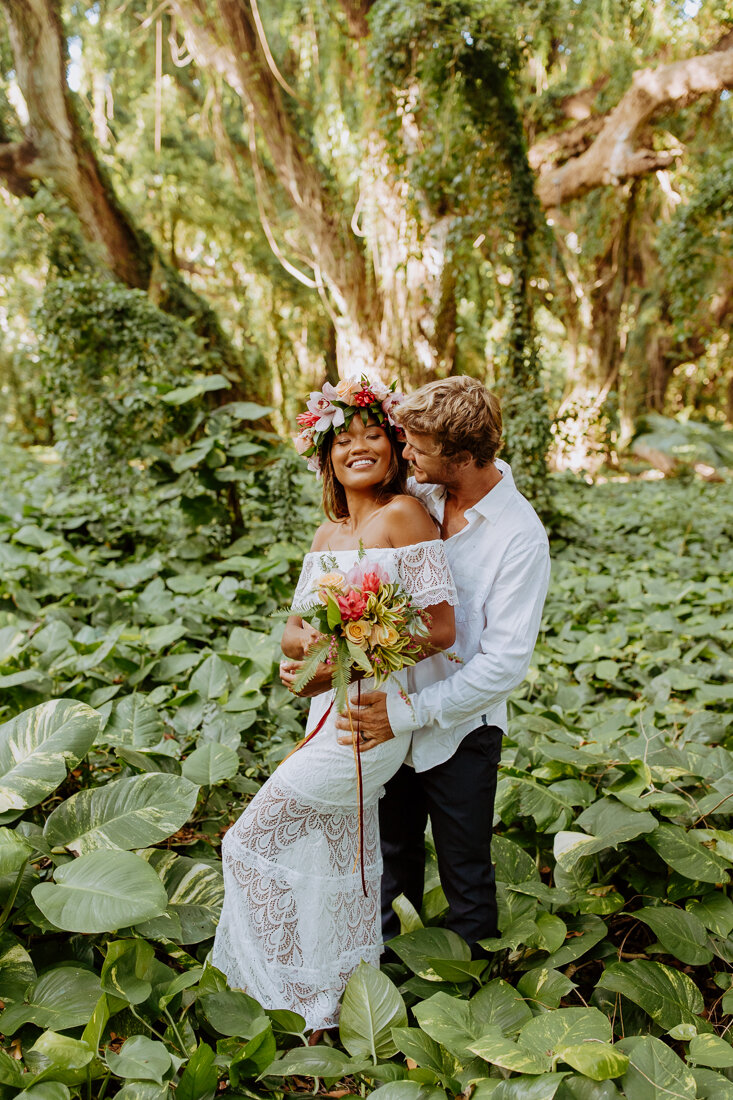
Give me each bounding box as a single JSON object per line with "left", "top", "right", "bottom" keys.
{"left": 0, "top": 138, "right": 37, "bottom": 198}
{"left": 534, "top": 44, "right": 733, "bottom": 208}
{"left": 171, "top": 0, "right": 378, "bottom": 340}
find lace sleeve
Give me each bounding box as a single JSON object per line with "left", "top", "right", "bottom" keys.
{"left": 290, "top": 557, "right": 318, "bottom": 611}
{"left": 395, "top": 541, "right": 459, "bottom": 609}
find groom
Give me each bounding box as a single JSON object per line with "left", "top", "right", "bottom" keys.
{"left": 334, "top": 376, "right": 550, "bottom": 953}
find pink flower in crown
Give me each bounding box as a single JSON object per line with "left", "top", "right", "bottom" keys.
{"left": 382, "top": 390, "right": 404, "bottom": 425}
{"left": 369, "top": 380, "right": 390, "bottom": 401}
{"left": 296, "top": 410, "right": 319, "bottom": 428}
{"left": 306, "top": 391, "right": 346, "bottom": 433}
{"left": 307, "top": 453, "right": 322, "bottom": 476}
{"left": 293, "top": 429, "right": 315, "bottom": 454}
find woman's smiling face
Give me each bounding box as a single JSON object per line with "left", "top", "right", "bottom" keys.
{"left": 329, "top": 415, "right": 394, "bottom": 490}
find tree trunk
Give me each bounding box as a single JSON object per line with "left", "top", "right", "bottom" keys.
{"left": 0, "top": 0, "right": 260, "bottom": 392}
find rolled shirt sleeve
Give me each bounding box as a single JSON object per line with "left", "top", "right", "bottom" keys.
{"left": 388, "top": 537, "right": 550, "bottom": 739}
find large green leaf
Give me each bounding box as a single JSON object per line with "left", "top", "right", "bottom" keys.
{"left": 264, "top": 1046, "right": 371, "bottom": 1078}
{"left": 470, "top": 980, "right": 533, "bottom": 1037}
{"left": 0, "top": 932, "right": 36, "bottom": 1003}
{"left": 102, "top": 696, "right": 165, "bottom": 749}
{"left": 635, "top": 905, "right": 713, "bottom": 965}
{"left": 0, "top": 966, "right": 101, "bottom": 1034}
{"left": 33, "top": 849, "right": 168, "bottom": 933}
{"left": 617, "top": 1035, "right": 696, "bottom": 1099}
{"left": 553, "top": 801, "right": 657, "bottom": 872}
{"left": 469, "top": 1032, "right": 551, "bottom": 1074}
{"left": 686, "top": 893, "right": 733, "bottom": 938}
{"left": 339, "top": 961, "right": 408, "bottom": 1061}
{"left": 646, "top": 825, "right": 730, "bottom": 884}
{"left": 0, "top": 827, "right": 33, "bottom": 874}
{"left": 558, "top": 1043, "right": 628, "bottom": 1081}
{"left": 389, "top": 927, "right": 470, "bottom": 976}
{"left": 390, "top": 1027, "right": 458, "bottom": 1079}
{"left": 518, "top": 1007, "right": 611, "bottom": 1059}
{"left": 597, "top": 960, "right": 704, "bottom": 1030}
{"left": 199, "top": 989, "right": 268, "bottom": 1038}
{"left": 137, "top": 849, "right": 224, "bottom": 942}
{"left": 181, "top": 743, "right": 238, "bottom": 785}
{"left": 44, "top": 773, "right": 199, "bottom": 853}
{"left": 106, "top": 1036, "right": 171, "bottom": 1082}
{"left": 190, "top": 655, "right": 232, "bottom": 700}
{"left": 177, "top": 1042, "right": 219, "bottom": 1100}
{"left": 689, "top": 1034, "right": 733, "bottom": 1069}
{"left": 0, "top": 700, "right": 100, "bottom": 813}
{"left": 101, "top": 939, "right": 155, "bottom": 1004}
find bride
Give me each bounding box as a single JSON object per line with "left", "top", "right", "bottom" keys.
{"left": 211, "top": 377, "right": 457, "bottom": 1031}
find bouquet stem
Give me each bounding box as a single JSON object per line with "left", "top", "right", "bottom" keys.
{"left": 347, "top": 683, "right": 368, "bottom": 898}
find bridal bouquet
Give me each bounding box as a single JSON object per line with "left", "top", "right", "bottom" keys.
{"left": 290, "top": 559, "right": 431, "bottom": 711}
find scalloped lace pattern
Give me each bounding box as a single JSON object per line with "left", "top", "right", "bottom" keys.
{"left": 211, "top": 777, "right": 381, "bottom": 1029}
{"left": 292, "top": 540, "right": 458, "bottom": 610}
{"left": 212, "top": 542, "right": 455, "bottom": 1030}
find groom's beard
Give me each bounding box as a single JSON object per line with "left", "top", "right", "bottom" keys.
{"left": 409, "top": 457, "right": 455, "bottom": 486}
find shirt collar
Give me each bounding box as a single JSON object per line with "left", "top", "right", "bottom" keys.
{"left": 465, "top": 458, "right": 515, "bottom": 524}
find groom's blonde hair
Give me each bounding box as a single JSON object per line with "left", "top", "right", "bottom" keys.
{"left": 393, "top": 376, "right": 502, "bottom": 467}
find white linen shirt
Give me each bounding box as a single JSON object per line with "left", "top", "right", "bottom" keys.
{"left": 387, "top": 459, "right": 551, "bottom": 772}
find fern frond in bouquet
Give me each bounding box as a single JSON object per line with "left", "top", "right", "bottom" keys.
{"left": 291, "top": 559, "right": 432, "bottom": 712}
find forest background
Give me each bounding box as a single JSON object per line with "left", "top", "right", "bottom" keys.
{"left": 0, "top": 2, "right": 733, "bottom": 1100}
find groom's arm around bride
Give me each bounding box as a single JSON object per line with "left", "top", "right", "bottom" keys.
{"left": 335, "top": 376, "right": 550, "bottom": 953}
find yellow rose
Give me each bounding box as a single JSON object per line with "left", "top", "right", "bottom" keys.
{"left": 313, "top": 571, "right": 346, "bottom": 603}
{"left": 344, "top": 619, "right": 370, "bottom": 647}
{"left": 370, "top": 622, "right": 399, "bottom": 648}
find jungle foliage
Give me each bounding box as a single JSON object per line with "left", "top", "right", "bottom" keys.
{"left": 0, "top": 431, "right": 731, "bottom": 1099}
{"left": 0, "top": 0, "right": 731, "bottom": 487}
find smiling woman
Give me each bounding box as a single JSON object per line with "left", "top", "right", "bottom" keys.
{"left": 322, "top": 416, "right": 408, "bottom": 524}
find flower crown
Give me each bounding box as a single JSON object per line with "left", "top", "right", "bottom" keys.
{"left": 293, "top": 375, "right": 405, "bottom": 475}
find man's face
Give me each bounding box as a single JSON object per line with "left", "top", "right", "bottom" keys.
{"left": 402, "top": 429, "right": 455, "bottom": 484}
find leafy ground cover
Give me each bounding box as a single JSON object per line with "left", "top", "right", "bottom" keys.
{"left": 0, "top": 442, "right": 732, "bottom": 1100}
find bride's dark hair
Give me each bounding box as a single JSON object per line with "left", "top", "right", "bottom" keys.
{"left": 321, "top": 423, "right": 408, "bottom": 522}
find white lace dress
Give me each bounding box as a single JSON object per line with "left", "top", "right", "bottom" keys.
{"left": 211, "top": 540, "right": 457, "bottom": 1029}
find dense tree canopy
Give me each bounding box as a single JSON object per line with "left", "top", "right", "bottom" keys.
{"left": 0, "top": 0, "right": 731, "bottom": 492}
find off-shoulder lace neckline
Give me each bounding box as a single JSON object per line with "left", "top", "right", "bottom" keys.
{"left": 304, "top": 538, "right": 444, "bottom": 559}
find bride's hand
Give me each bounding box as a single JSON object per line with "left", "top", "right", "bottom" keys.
{"left": 279, "top": 658, "right": 333, "bottom": 697}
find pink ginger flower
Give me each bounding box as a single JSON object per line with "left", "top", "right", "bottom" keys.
{"left": 337, "top": 588, "right": 367, "bottom": 621}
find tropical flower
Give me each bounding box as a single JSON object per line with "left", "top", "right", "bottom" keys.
{"left": 353, "top": 386, "right": 377, "bottom": 407}
{"left": 382, "top": 391, "right": 404, "bottom": 423}
{"left": 344, "top": 619, "right": 370, "bottom": 646}
{"left": 337, "top": 589, "right": 367, "bottom": 621}
{"left": 306, "top": 392, "right": 346, "bottom": 433}
{"left": 345, "top": 562, "right": 389, "bottom": 591}
{"left": 296, "top": 410, "right": 319, "bottom": 428}
{"left": 369, "top": 379, "right": 390, "bottom": 400}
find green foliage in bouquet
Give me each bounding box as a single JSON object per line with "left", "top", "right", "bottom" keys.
{"left": 290, "top": 565, "right": 432, "bottom": 711}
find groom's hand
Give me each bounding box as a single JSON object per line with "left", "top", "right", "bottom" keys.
{"left": 336, "top": 691, "right": 394, "bottom": 752}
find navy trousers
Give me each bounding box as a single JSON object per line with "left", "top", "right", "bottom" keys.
{"left": 379, "top": 725, "right": 503, "bottom": 954}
